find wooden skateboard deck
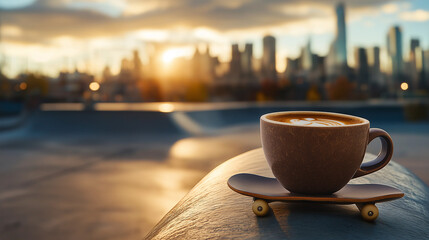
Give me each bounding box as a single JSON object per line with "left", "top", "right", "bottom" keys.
{"left": 228, "top": 173, "right": 404, "bottom": 221}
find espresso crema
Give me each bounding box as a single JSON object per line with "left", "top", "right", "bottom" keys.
{"left": 268, "top": 113, "right": 362, "bottom": 126}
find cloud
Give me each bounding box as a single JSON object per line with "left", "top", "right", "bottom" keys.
{"left": 1, "top": 25, "right": 23, "bottom": 37}
{"left": 400, "top": 9, "right": 429, "bottom": 22}
{"left": 381, "top": 3, "right": 398, "bottom": 14}
{"left": 1, "top": 0, "right": 405, "bottom": 46}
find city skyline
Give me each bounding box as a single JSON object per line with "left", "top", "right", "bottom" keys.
{"left": 1, "top": 2, "right": 428, "bottom": 103}
{"left": 1, "top": 0, "right": 429, "bottom": 78}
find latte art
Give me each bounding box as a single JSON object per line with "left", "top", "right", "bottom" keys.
{"left": 267, "top": 113, "right": 363, "bottom": 126}
{"left": 288, "top": 118, "right": 346, "bottom": 126}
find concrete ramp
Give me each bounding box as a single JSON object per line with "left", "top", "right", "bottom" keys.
{"left": 183, "top": 104, "right": 407, "bottom": 130}
{"left": 0, "top": 101, "right": 420, "bottom": 137}
{"left": 24, "top": 111, "right": 184, "bottom": 136}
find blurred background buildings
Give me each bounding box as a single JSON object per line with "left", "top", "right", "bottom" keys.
{"left": 0, "top": 1, "right": 428, "bottom": 104}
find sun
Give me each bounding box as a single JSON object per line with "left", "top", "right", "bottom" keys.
{"left": 161, "top": 48, "right": 189, "bottom": 64}
{"left": 158, "top": 103, "right": 175, "bottom": 112}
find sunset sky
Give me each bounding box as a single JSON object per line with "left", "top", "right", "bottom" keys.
{"left": 1, "top": 0, "right": 429, "bottom": 78}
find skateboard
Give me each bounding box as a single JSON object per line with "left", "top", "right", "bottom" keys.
{"left": 228, "top": 173, "right": 404, "bottom": 221}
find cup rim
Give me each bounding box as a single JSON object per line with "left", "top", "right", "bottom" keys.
{"left": 260, "top": 111, "right": 369, "bottom": 128}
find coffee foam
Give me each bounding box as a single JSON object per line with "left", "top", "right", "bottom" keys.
{"left": 266, "top": 112, "right": 364, "bottom": 127}
{"left": 288, "top": 117, "right": 346, "bottom": 126}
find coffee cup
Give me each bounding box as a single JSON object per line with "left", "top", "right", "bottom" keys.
{"left": 260, "top": 111, "right": 393, "bottom": 194}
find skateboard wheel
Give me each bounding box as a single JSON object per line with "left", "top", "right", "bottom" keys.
{"left": 360, "top": 204, "right": 379, "bottom": 221}
{"left": 252, "top": 199, "right": 269, "bottom": 217}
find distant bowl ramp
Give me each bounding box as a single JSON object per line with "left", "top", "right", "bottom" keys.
{"left": 1, "top": 101, "right": 414, "bottom": 137}
{"left": 19, "top": 110, "right": 184, "bottom": 136}
{"left": 0, "top": 111, "right": 29, "bottom": 131}
{"left": 20, "top": 110, "right": 249, "bottom": 137}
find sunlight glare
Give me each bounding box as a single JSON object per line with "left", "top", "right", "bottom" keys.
{"left": 400, "top": 82, "right": 408, "bottom": 91}
{"left": 161, "top": 48, "right": 189, "bottom": 64}
{"left": 89, "top": 82, "right": 100, "bottom": 91}
{"left": 159, "top": 103, "right": 175, "bottom": 113}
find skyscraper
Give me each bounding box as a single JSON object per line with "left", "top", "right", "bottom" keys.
{"left": 285, "top": 57, "right": 299, "bottom": 78}
{"left": 262, "top": 35, "right": 276, "bottom": 80}
{"left": 354, "top": 47, "right": 369, "bottom": 87}
{"left": 326, "top": 41, "right": 337, "bottom": 78}
{"left": 241, "top": 43, "right": 253, "bottom": 75}
{"left": 367, "top": 47, "right": 383, "bottom": 87}
{"left": 326, "top": 3, "right": 348, "bottom": 78}
{"left": 193, "top": 46, "right": 216, "bottom": 83}
{"left": 409, "top": 38, "right": 421, "bottom": 90}
{"left": 335, "top": 3, "right": 347, "bottom": 66}
{"left": 386, "top": 26, "right": 403, "bottom": 80}
{"left": 132, "top": 50, "right": 142, "bottom": 80}
{"left": 413, "top": 46, "right": 425, "bottom": 90}
{"left": 410, "top": 39, "right": 420, "bottom": 55}
{"left": 300, "top": 39, "right": 313, "bottom": 71}
{"left": 368, "top": 47, "right": 380, "bottom": 75}
{"left": 230, "top": 43, "right": 241, "bottom": 79}
{"left": 424, "top": 50, "right": 429, "bottom": 89}
{"left": 410, "top": 47, "right": 427, "bottom": 90}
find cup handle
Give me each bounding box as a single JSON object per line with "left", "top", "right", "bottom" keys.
{"left": 353, "top": 128, "right": 394, "bottom": 178}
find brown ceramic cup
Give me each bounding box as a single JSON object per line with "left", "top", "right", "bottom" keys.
{"left": 260, "top": 111, "right": 393, "bottom": 194}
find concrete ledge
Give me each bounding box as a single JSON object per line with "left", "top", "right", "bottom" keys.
{"left": 24, "top": 110, "right": 184, "bottom": 136}
{"left": 146, "top": 148, "right": 429, "bottom": 239}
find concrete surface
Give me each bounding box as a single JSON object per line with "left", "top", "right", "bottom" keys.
{"left": 0, "top": 105, "right": 428, "bottom": 239}
{"left": 0, "top": 114, "right": 261, "bottom": 240}
{"left": 146, "top": 149, "right": 429, "bottom": 239}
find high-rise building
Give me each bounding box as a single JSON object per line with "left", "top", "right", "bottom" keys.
{"left": 409, "top": 38, "right": 421, "bottom": 90}
{"left": 373, "top": 47, "right": 380, "bottom": 74}
{"left": 241, "top": 43, "right": 253, "bottom": 75}
{"left": 262, "top": 35, "right": 276, "bottom": 80}
{"left": 367, "top": 47, "right": 380, "bottom": 74}
{"left": 424, "top": 50, "right": 429, "bottom": 89}
{"left": 386, "top": 26, "right": 403, "bottom": 80}
{"left": 312, "top": 54, "right": 326, "bottom": 84}
{"left": 367, "top": 47, "right": 383, "bottom": 87}
{"left": 285, "top": 57, "right": 299, "bottom": 78}
{"left": 300, "top": 39, "right": 313, "bottom": 71}
{"left": 230, "top": 43, "right": 241, "bottom": 79}
{"left": 410, "top": 39, "right": 420, "bottom": 54}
{"left": 414, "top": 47, "right": 425, "bottom": 90}
{"left": 326, "top": 3, "right": 348, "bottom": 79}
{"left": 120, "top": 58, "right": 132, "bottom": 75}
{"left": 192, "top": 46, "right": 216, "bottom": 83}
{"left": 132, "top": 50, "right": 142, "bottom": 80}
{"left": 192, "top": 48, "right": 202, "bottom": 79}
{"left": 335, "top": 3, "right": 347, "bottom": 66}
{"left": 102, "top": 65, "right": 112, "bottom": 82}
{"left": 326, "top": 41, "right": 337, "bottom": 78}
{"left": 354, "top": 47, "right": 369, "bottom": 87}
